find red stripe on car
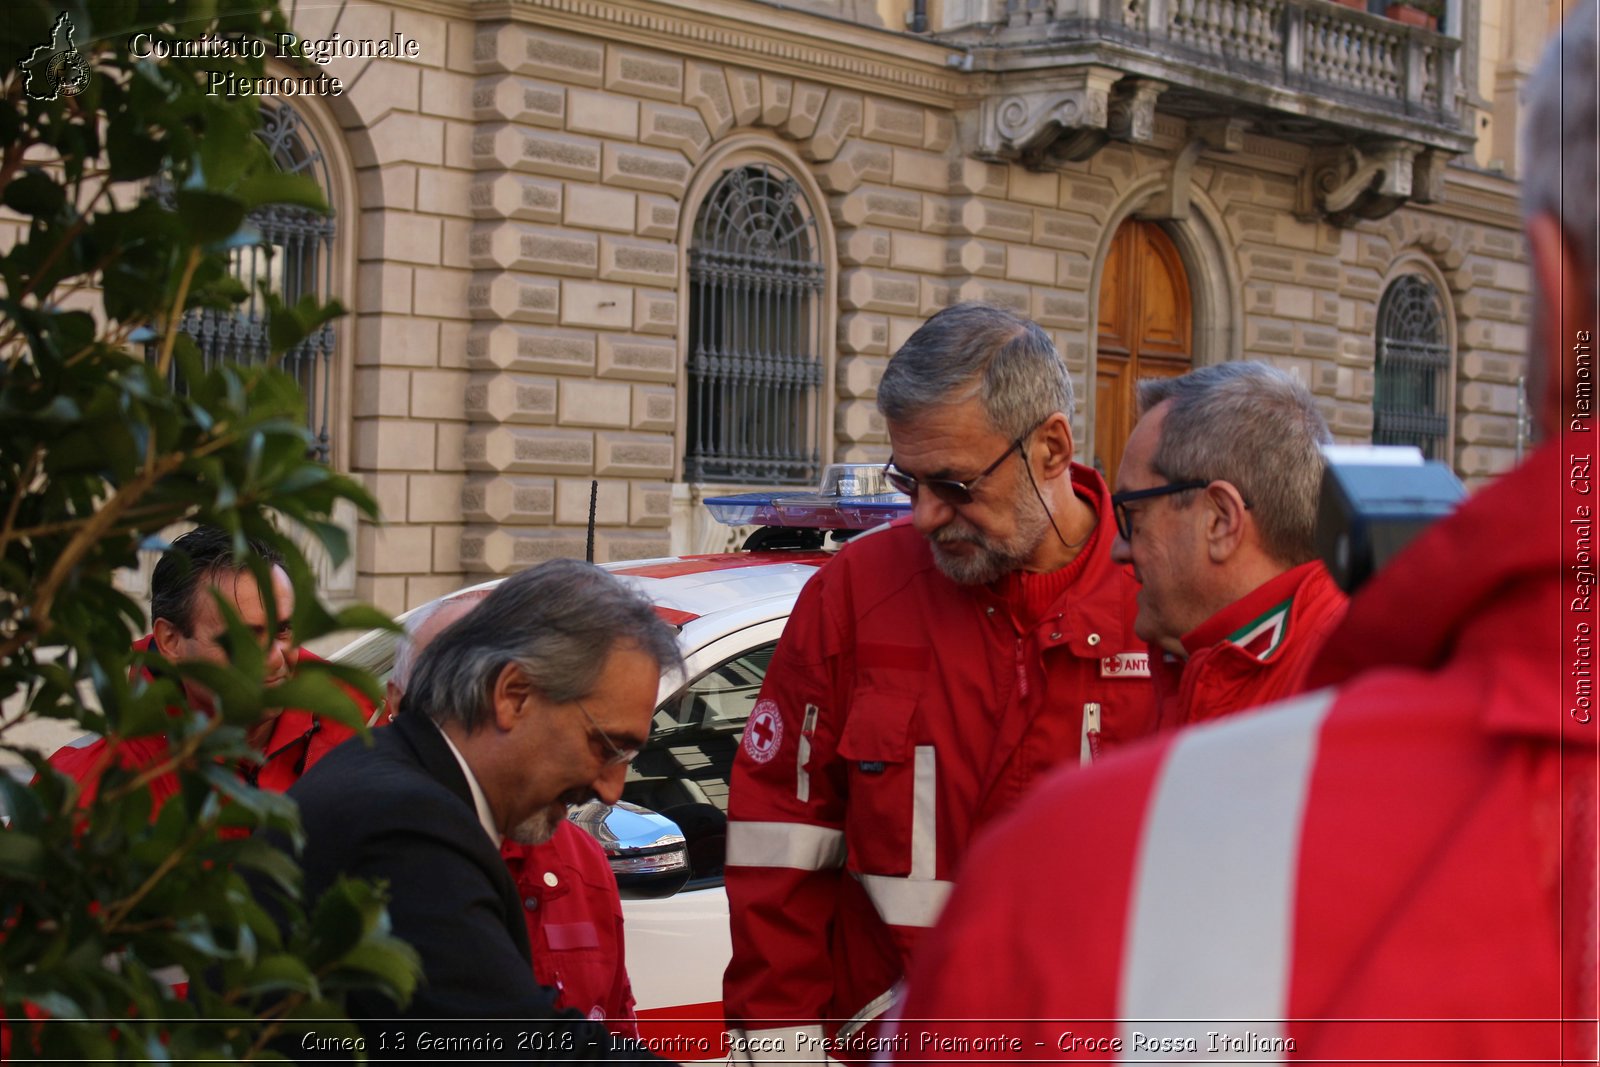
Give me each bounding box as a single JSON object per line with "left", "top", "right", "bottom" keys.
{"left": 613, "top": 552, "right": 830, "bottom": 580}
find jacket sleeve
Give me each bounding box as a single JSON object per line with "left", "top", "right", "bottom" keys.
{"left": 722, "top": 566, "right": 851, "bottom": 1051}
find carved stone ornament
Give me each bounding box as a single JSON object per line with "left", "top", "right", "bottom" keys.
{"left": 1297, "top": 140, "right": 1451, "bottom": 225}
{"left": 975, "top": 66, "right": 1166, "bottom": 169}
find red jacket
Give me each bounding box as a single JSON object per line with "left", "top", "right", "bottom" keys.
{"left": 893, "top": 444, "right": 1597, "bottom": 1062}
{"left": 45, "top": 642, "right": 363, "bottom": 811}
{"left": 1151, "top": 560, "right": 1347, "bottom": 728}
{"left": 501, "top": 824, "right": 638, "bottom": 1038}
{"left": 723, "top": 464, "right": 1156, "bottom": 1050}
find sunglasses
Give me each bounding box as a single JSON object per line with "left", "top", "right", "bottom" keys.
{"left": 883, "top": 436, "right": 1026, "bottom": 507}
{"left": 574, "top": 698, "right": 642, "bottom": 767}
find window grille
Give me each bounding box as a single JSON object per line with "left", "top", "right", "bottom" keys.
{"left": 170, "top": 103, "right": 339, "bottom": 463}
{"left": 685, "top": 164, "right": 826, "bottom": 485}
{"left": 1374, "top": 274, "right": 1450, "bottom": 460}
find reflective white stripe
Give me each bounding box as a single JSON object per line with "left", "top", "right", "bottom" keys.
{"left": 857, "top": 873, "right": 954, "bottom": 928}
{"left": 726, "top": 821, "right": 846, "bottom": 871}
{"left": 910, "top": 746, "right": 937, "bottom": 880}
{"left": 797, "top": 704, "right": 819, "bottom": 804}
{"left": 837, "top": 982, "right": 900, "bottom": 1040}
{"left": 797, "top": 734, "right": 812, "bottom": 803}
{"left": 726, "top": 1025, "right": 827, "bottom": 1065}
{"left": 1080, "top": 702, "right": 1101, "bottom": 766}
{"left": 1118, "top": 690, "right": 1336, "bottom": 1061}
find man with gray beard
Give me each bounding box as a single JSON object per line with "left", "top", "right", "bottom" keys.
{"left": 386, "top": 591, "right": 640, "bottom": 1036}
{"left": 262, "top": 559, "right": 680, "bottom": 1057}
{"left": 722, "top": 303, "right": 1156, "bottom": 1062}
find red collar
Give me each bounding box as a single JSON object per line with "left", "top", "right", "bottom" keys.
{"left": 1181, "top": 560, "right": 1323, "bottom": 660}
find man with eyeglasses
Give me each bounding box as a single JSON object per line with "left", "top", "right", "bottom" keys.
{"left": 894, "top": 5, "right": 1597, "bottom": 1055}
{"left": 723, "top": 302, "right": 1156, "bottom": 1061}
{"left": 261, "top": 558, "right": 679, "bottom": 1057}
{"left": 1109, "top": 362, "right": 1347, "bottom": 727}
{"left": 386, "top": 590, "right": 640, "bottom": 1038}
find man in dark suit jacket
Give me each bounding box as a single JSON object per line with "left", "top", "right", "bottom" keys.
{"left": 272, "top": 558, "right": 682, "bottom": 1059}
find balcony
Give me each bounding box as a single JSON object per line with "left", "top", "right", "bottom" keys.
{"left": 948, "top": 0, "right": 1473, "bottom": 222}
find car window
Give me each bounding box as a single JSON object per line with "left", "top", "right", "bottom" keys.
{"left": 623, "top": 641, "right": 776, "bottom": 886}
{"left": 624, "top": 642, "right": 774, "bottom": 816}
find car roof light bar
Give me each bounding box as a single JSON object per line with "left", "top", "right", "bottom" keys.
{"left": 703, "top": 463, "right": 911, "bottom": 531}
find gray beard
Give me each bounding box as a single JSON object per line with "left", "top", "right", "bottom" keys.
{"left": 927, "top": 478, "right": 1052, "bottom": 585}
{"left": 508, "top": 806, "right": 563, "bottom": 846}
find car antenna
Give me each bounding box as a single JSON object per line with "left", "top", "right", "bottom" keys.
{"left": 585, "top": 478, "right": 598, "bottom": 563}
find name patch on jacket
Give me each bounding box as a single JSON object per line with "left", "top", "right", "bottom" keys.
{"left": 1099, "top": 652, "right": 1150, "bottom": 678}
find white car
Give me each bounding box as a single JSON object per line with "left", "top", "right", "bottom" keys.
{"left": 329, "top": 468, "right": 910, "bottom": 1043}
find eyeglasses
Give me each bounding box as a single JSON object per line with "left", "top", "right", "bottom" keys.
{"left": 883, "top": 437, "right": 1025, "bottom": 507}
{"left": 574, "top": 698, "right": 642, "bottom": 767}
{"left": 1110, "top": 480, "right": 1209, "bottom": 541}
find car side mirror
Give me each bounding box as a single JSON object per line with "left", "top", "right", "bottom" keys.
{"left": 569, "top": 799, "right": 691, "bottom": 899}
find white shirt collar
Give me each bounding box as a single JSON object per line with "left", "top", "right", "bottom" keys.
{"left": 435, "top": 722, "right": 501, "bottom": 848}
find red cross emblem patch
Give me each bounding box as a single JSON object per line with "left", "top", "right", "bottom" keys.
{"left": 743, "top": 699, "right": 784, "bottom": 764}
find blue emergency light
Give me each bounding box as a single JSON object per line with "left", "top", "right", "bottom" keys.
{"left": 703, "top": 464, "right": 912, "bottom": 532}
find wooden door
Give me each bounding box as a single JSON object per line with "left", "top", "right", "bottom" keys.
{"left": 1094, "top": 220, "right": 1194, "bottom": 488}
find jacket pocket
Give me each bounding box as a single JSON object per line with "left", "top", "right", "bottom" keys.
{"left": 836, "top": 691, "right": 919, "bottom": 876}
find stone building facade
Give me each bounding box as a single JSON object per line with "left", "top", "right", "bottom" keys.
{"left": 13, "top": 0, "right": 1571, "bottom": 616}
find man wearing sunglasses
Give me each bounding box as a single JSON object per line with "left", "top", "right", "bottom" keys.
{"left": 724, "top": 303, "right": 1156, "bottom": 1060}
{"left": 264, "top": 559, "right": 680, "bottom": 1056}
{"left": 386, "top": 590, "right": 639, "bottom": 1038}
{"left": 894, "top": 5, "right": 1597, "bottom": 1055}
{"left": 1109, "top": 362, "right": 1347, "bottom": 727}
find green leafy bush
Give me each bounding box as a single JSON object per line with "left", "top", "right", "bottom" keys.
{"left": 1, "top": 2, "right": 420, "bottom": 1058}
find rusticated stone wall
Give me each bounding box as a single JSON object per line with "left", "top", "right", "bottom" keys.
{"left": 106, "top": 0, "right": 1528, "bottom": 612}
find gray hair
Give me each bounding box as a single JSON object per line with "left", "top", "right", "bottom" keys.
{"left": 1136, "top": 362, "right": 1331, "bottom": 566}
{"left": 877, "top": 303, "right": 1075, "bottom": 439}
{"left": 1522, "top": 0, "right": 1597, "bottom": 288}
{"left": 403, "top": 559, "right": 683, "bottom": 733}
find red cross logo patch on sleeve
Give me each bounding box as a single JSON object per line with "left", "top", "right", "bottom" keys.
{"left": 743, "top": 699, "right": 784, "bottom": 764}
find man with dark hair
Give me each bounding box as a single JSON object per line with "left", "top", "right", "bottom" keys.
{"left": 46, "top": 525, "right": 361, "bottom": 807}
{"left": 894, "top": 4, "right": 1598, "bottom": 1058}
{"left": 1111, "top": 362, "right": 1346, "bottom": 726}
{"left": 276, "top": 558, "right": 680, "bottom": 1053}
{"left": 723, "top": 303, "right": 1155, "bottom": 1058}
{"left": 387, "top": 590, "right": 639, "bottom": 1038}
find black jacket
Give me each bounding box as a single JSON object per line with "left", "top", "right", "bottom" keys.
{"left": 269, "top": 712, "right": 662, "bottom": 1062}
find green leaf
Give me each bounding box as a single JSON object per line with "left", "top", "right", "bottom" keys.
{"left": 3, "top": 170, "right": 67, "bottom": 216}
{"left": 105, "top": 121, "right": 166, "bottom": 182}
{"left": 0, "top": 830, "right": 45, "bottom": 877}
{"left": 173, "top": 189, "right": 247, "bottom": 245}
{"left": 324, "top": 937, "right": 422, "bottom": 1004}
{"left": 259, "top": 673, "right": 366, "bottom": 734}
{"left": 236, "top": 172, "right": 329, "bottom": 213}
{"left": 242, "top": 953, "right": 317, "bottom": 997}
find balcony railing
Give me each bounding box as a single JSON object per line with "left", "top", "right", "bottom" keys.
{"left": 994, "top": 0, "right": 1460, "bottom": 128}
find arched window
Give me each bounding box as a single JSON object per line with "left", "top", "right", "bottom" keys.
{"left": 684, "top": 164, "right": 825, "bottom": 486}
{"left": 1374, "top": 274, "right": 1450, "bottom": 459}
{"left": 176, "top": 101, "right": 339, "bottom": 463}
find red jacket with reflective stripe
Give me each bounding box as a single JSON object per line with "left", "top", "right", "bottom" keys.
{"left": 723, "top": 464, "right": 1156, "bottom": 1040}
{"left": 501, "top": 823, "right": 638, "bottom": 1038}
{"left": 1151, "top": 560, "right": 1348, "bottom": 728}
{"left": 894, "top": 444, "right": 1597, "bottom": 1061}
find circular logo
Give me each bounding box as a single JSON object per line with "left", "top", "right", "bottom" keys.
{"left": 742, "top": 699, "right": 784, "bottom": 764}
{"left": 49, "top": 50, "right": 90, "bottom": 97}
